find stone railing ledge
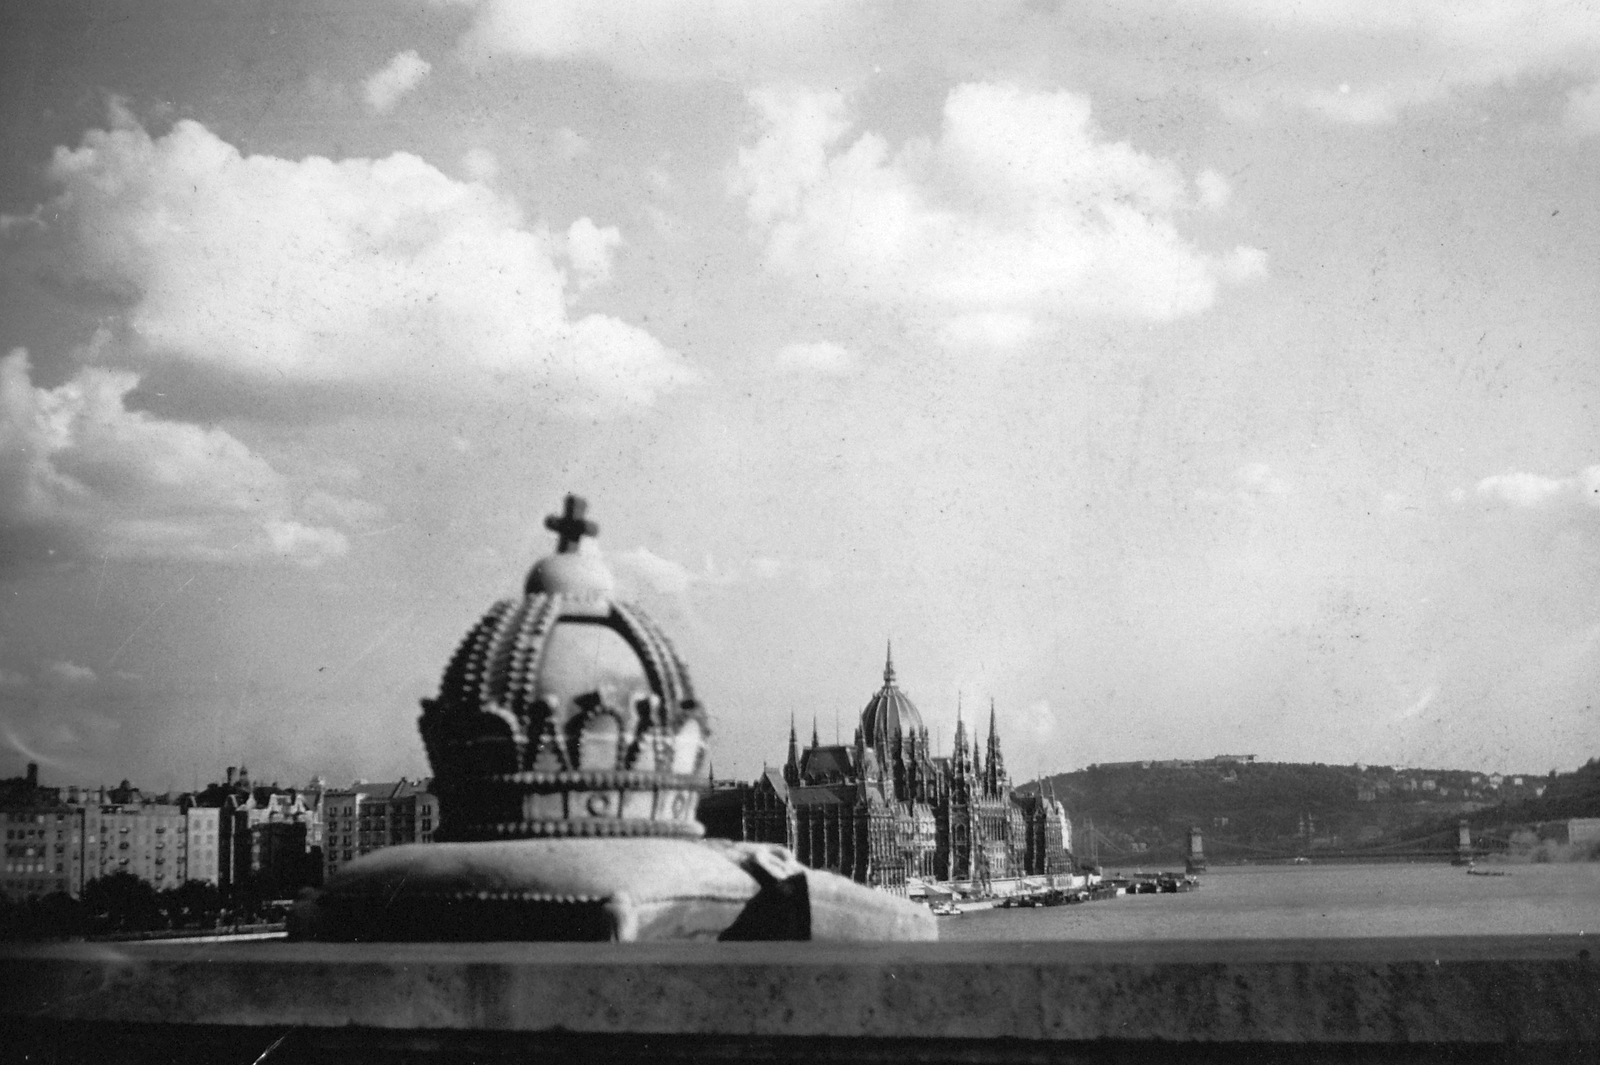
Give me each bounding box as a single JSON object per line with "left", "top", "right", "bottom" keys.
{"left": 3, "top": 934, "right": 1597, "bottom": 1060}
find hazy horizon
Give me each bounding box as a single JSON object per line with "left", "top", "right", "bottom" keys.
{"left": 2, "top": 2, "right": 1597, "bottom": 792}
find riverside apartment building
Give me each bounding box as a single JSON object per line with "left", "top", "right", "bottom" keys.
{"left": 323, "top": 779, "right": 437, "bottom": 882}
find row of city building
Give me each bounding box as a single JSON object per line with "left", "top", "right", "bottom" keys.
{"left": 1, "top": 763, "right": 438, "bottom": 903}
{"left": 6, "top": 653, "right": 1072, "bottom": 903}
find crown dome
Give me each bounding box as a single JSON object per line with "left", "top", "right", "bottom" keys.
{"left": 524, "top": 552, "right": 615, "bottom": 597}
{"left": 859, "top": 642, "right": 925, "bottom": 749}
{"left": 419, "top": 495, "right": 708, "bottom": 841}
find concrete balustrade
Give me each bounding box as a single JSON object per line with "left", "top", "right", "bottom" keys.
{"left": 3, "top": 935, "right": 1597, "bottom": 1061}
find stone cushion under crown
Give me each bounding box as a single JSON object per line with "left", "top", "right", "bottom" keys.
{"left": 290, "top": 837, "right": 938, "bottom": 942}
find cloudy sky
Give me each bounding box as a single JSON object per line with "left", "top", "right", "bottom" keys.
{"left": 1, "top": 1, "right": 1597, "bottom": 792}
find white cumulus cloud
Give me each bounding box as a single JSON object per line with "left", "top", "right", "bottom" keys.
{"left": 1235, "top": 462, "right": 1290, "bottom": 498}
{"left": 731, "top": 83, "right": 1265, "bottom": 341}
{"left": 774, "top": 341, "right": 857, "bottom": 375}
{"left": 1195, "top": 168, "right": 1232, "bottom": 211}
{"left": 457, "top": 0, "right": 872, "bottom": 82}
{"left": 564, "top": 217, "right": 623, "bottom": 292}
{"left": 1195, "top": 0, "right": 1600, "bottom": 124}
{"left": 364, "top": 50, "right": 432, "bottom": 113}
{"left": 0, "top": 350, "right": 353, "bottom": 566}
{"left": 1196, "top": 462, "right": 1292, "bottom": 509}
{"left": 1565, "top": 81, "right": 1600, "bottom": 136}
{"left": 45, "top": 661, "right": 97, "bottom": 685}
{"left": 613, "top": 545, "right": 811, "bottom": 595}
{"left": 447, "top": 1, "right": 1600, "bottom": 130}
{"left": 551, "top": 127, "right": 591, "bottom": 162}
{"left": 41, "top": 112, "right": 691, "bottom": 410}
{"left": 1475, "top": 466, "right": 1600, "bottom": 509}
{"left": 614, "top": 546, "right": 697, "bottom": 596}
{"left": 459, "top": 147, "right": 499, "bottom": 182}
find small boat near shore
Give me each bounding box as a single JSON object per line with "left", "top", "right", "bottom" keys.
{"left": 920, "top": 863, "right": 1201, "bottom": 912}
{"left": 925, "top": 889, "right": 999, "bottom": 915}
{"left": 992, "top": 872, "right": 1197, "bottom": 907}
{"left": 1102, "top": 872, "right": 1201, "bottom": 894}
{"left": 999, "top": 887, "right": 1091, "bottom": 908}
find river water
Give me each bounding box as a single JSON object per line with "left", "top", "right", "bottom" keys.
{"left": 937, "top": 862, "right": 1600, "bottom": 941}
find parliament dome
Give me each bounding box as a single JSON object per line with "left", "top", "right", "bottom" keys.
{"left": 418, "top": 494, "right": 709, "bottom": 841}
{"left": 859, "top": 644, "right": 925, "bottom": 749}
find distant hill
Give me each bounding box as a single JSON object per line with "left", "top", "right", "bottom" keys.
{"left": 1021, "top": 756, "right": 1591, "bottom": 864}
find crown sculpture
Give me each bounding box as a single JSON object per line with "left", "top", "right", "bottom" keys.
{"left": 420, "top": 494, "right": 708, "bottom": 842}
{"left": 292, "top": 494, "right": 933, "bottom": 942}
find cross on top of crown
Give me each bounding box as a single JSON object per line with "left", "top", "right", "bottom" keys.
{"left": 545, "top": 494, "right": 598, "bottom": 553}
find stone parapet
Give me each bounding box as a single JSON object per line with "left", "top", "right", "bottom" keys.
{"left": 3, "top": 935, "right": 1597, "bottom": 1061}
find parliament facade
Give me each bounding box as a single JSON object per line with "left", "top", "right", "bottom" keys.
{"left": 701, "top": 649, "right": 1072, "bottom": 892}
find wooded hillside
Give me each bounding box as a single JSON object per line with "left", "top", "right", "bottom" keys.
{"left": 1020, "top": 757, "right": 1594, "bottom": 864}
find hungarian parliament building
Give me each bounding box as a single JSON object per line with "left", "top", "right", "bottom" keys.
{"left": 701, "top": 648, "right": 1073, "bottom": 892}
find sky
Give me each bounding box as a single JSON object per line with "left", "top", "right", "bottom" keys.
{"left": 1, "top": 0, "right": 1597, "bottom": 792}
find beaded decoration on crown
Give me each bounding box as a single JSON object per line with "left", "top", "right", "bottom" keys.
{"left": 419, "top": 495, "right": 709, "bottom": 840}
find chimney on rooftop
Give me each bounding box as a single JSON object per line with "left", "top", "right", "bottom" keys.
{"left": 26, "top": 762, "right": 37, "bottom": 787}
{"left": 226, "top": 766, "right": 236, "bottom": 786}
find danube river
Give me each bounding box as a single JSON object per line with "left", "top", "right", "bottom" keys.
{"left": 938, "top": 862, "right": 1600, "bottom": 941}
